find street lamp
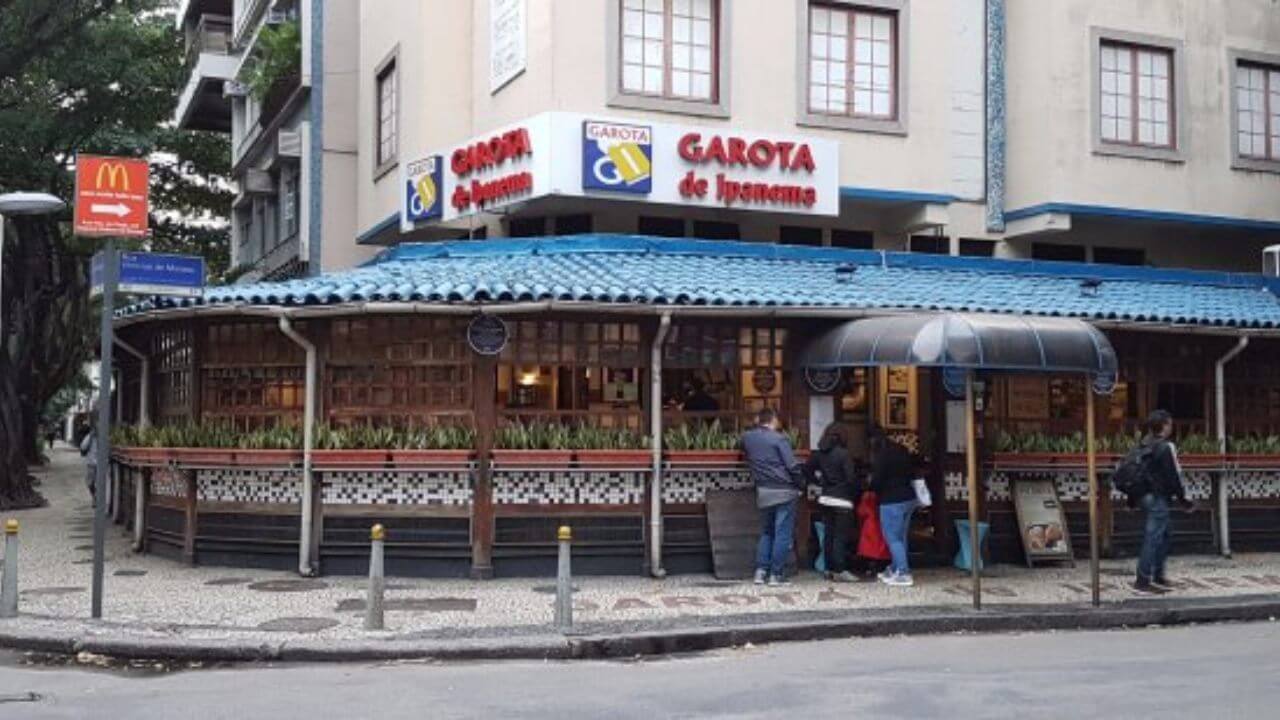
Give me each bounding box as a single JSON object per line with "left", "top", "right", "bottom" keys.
{"left": 0, "top": 192, "right": 66, "bottom": 341}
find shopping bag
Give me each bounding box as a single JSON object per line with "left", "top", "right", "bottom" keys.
{"left": 911, "top": 478, "right": 932, "bottom": 507}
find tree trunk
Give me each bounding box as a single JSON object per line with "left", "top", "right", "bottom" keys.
{"left": 0, "top": 357, "right": 42, "bottom": 509}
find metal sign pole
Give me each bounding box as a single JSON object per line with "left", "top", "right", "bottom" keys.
{"left": 91, "top": 239, "right": 117, "bottom": 619}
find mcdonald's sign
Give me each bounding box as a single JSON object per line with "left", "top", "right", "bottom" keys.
{"left": 74, "top": 154, "right": 150, "bottom": 237}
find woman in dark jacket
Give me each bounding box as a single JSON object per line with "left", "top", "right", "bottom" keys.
{"left": 805, "top": 424, "right": 862, "bottom": 582}
{"left": 870, "top": 430, "right": 918, "bottom": 586}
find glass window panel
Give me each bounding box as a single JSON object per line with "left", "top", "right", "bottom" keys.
{"left": 644, "top": 39, "right": 663, "bottom": 65}
{"left": 672, "top": 70, "right": 691, "bottom": 96}
{"left": 1116, "top": 50, "right": 1131, "bottom": 72}
{"left": 644, "top": 12, "right": 663, "bottom": 37}
{"left": 1138, "top": 121, "right": 1154, "bottom": 143}
{"left": 1102, "top": 94, "right": 1117, "bottom": 117}
{"left": 1101, "top": 71, "right": 1116, "bottom": 94}
{"left": 1272, "top": 136, "right": 1280, "bottom": 158}
{"left": 830, "top": 9, "right": 847, "bottom": 35}
{"left": 644, "top": 0, "right": 662, "bottom": 12}
{"left": 644, "top": 66, "right": 663, "bottom": 93}
{"left": 1137, "top": 51, "right": 1152, "bottom": 74}
{"left": 622, "top": 64, "right": 642, "bottom": 91}
{"left": 829, "top": 34, "right": 846, "bottom": 60}
{"left": 1153, "top": 79, "right": 1167, "bottom": 100}
{"left": 692, "top": 73, "right": 711, "bottom": 99}
{"left": 873, "top": 15, "right": 891, "bottom": 41}
{"left": 1138, "top": 76, "right": 1151, "bottom": 98}
{"left": 812, "top": 7, "right": 829, "bottom": 32}
{"left": 674, "top": 0, "right": 690, "bottom": 14}
{"left": 872, "top": 65, "right": 889, "bottom": 89}
{"left": 872, "top": 40, "right": 889, "bottom": 66}
{"left": 623, "top": 10, "right": 643, "bottom": 35}
{"left": 809, "top": 85, "right": 827, "bottom": 111}
{"left": 673, "top": 15, "right": 691, "bottom": 43}
{"left": 1101, "top": 45, "right": 1116, "bottom": 70}
{"left": 623, "top": 37, "right": 643, "bottom": 63}
{"left": 854, "top": 89, "right": 872, "bottom": 113}
{"left": 1138, "top": 98, "right": 1152, "bottom": 120}
{"left": 693, "top": 18, "right": 710, "bottom": 45}
{"left": 673, "top": 43, "right": 691, "bottom": 69}
{"left": 1151, "top": 52, "right": 1168, "bottom": 78}
{"left": 828, "top": 86, "right": 846, "bottom": 112}
{"left": 1102, "top": 117, "right": 1119, "bottom": 141}
{"left": 811, "top": 59, "right": 828, "bottom": 84}
{"left": 854, "top": 12, "right": 872, "bottom": 39}
{"left": 853, "top": 63, "right": 871, "bottom": 87}
{"left": 811, "top": 33, "right": 828, "bottom": 60}
{"left": 624, "top": 0, "right": 643, "bottom": 9}
{"left": 693, "top": 46, "right": 711, "bottom": 72}
{"left": 693, "top": 0, "right": 711, "bottom": 19}
{"left": 872, "top": 90, "right": 890, "bottom": 116}
{"left": 854, "top": 41, "right": 871, "bottom": 64}
{"left": 1153, "top": 123, "right": 1169, "bottom": 147}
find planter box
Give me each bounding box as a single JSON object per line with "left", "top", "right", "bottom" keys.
{"left": 490, "top": 449, "right": 574, "bottom": 468}
{"left": 664, "top": 450, "right": 743, "bottom": 466}
{"left": 234, "top": 449, "right": 302, "bottom": 467}
{"left": 388, "top": 449, "right": 475, "bottom": 468}
{"left": 1179, "top": 453, "right": 1230, "bottom": 469}
{"left": 170, "top": 448, "right": 238, "bottom": 466}
{"left": 1229, "top": 454, "right": 1280, "bottom": 469}
{"left": 312, "top": 449, "right": 391, "bottom": 469}
{"left": 990, "top": 452, "right": 1121, "bottom": 468}
{"left": 575, "top": 450, "right": 653, "bottom": 468}
{"left": 116, "top": 447, "right": 171, "bottom": 465}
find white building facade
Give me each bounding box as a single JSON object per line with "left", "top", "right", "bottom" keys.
{"left": 176, "top": 0, "right": 1280, "bottom": 276}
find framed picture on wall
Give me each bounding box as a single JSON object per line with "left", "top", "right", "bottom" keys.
{"left": 886, "top": 393, "right": 911, "bottom": 429}
{"left": 877, "top": 367, "right": 917, "bottom": 430}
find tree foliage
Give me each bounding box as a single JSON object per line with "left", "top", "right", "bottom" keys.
{"left": 0, "top": 0, "right": 232, "bottom": 508}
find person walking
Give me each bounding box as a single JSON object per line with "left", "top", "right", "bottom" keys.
{"left": 79, "top": 423, "right": 98, "bottom": 505}
{"left": 1134, "top": 409, "right": 1193, "bottom": 595}
{"left": 805, "top": 424, "right": 863, "bottom": 582}
{"left": 870, "top": 429, "right": 917, "bottom": 587}
{"left": 741, "top": 408, "right": 804, "bottom": 586}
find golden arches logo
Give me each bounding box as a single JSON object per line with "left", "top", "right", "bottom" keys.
{"left": 95, "top": 162, "right": 130, "bottom": 191}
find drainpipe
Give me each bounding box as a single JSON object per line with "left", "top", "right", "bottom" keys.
{"left": 114, "top": 338, "right": 150, "bottom": 428}
{"left": 649, "top": 312, "right": 672, "bottom": 578}
{"left": 279, "top": 316, "right": 318, "bottom": 576}
{"left": 1214, "top": 335, "right": 1249, "bottom": 558}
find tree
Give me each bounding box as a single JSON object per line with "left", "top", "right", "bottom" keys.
{"left": 0, "top": 2, "right": 232, "bottom": 508}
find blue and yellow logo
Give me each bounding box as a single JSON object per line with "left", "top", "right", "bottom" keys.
{"left": 405, "top": 155, "right": 443, "bottom": 223}
{"left": 582, "top": 121, "right": 652, "bottom": 194}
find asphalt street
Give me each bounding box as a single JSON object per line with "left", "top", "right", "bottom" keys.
{"left": 1, "top": 621, "right": 1277, "bottom": 719}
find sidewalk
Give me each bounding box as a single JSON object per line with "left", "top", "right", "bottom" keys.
{"left": 1, "top": 447, "right": 1278, "bottom": 661}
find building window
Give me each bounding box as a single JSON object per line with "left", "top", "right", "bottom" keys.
{"left": 280, "top": 168, "right": 299, "bottom": 240}
{"left": 692, "top": 220, "right": 739, "bottom": 240}
{"left": 958, "top": 239, "right": 995, "bottom": 257}
{"left": 1236, "top": 62, "right": 1280, "bottom": 161}
{"left": 508, "top": 216, "right": 546, "bottom": 237}
{"left": 1100, "top": 42, "right": 1172, "bottom": 148}
{"left": 639, "top": 215, "right": 685, "bottom": 237}
{"left": 1032, "top": 243, "right": 1086, "bottom": 263}
{"left": 780, "top": 226, "right": 824, "bottom": 246}
{"left": 808, "top": 4, "right": 895, "bottom": 120}
{"left": 1092, "top": 246, "right": 1145, "bottom": 266}
{"left": 554, "top": 214, "right": 594, "bottom": 235}
{"left": 620, "top": 0, "right": 717, "bottom": 102}
{"left": 908, "top": 235, "right": 947, "bottom": 255}
{"left": 831, "top": 229, "right": 874, "bottom": 249}
{"left": 375, "top": 57, "right": 398, "bottom": 172}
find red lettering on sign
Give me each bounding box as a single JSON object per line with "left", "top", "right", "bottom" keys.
{"left": 451, "top": 171, "right": 534, "bottom": 211}
{"left": 714, "top": 173, "right": 817, "bottom": 208}
{"left": 678, "top": 133, "right": 817, "bottom": 173}
{"left": 451, "top": 128, "right": 533, "bottom": 177}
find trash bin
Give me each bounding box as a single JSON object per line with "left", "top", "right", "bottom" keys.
{"left": 954, "top": 519, "right": 989, "bottom": 572}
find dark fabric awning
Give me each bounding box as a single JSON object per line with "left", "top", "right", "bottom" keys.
{"left": 801, "top": 312, "right": 1119, "bottom": 376}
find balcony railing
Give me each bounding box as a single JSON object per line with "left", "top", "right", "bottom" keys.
{"left": 184, "top": 14, "right": 233, "bottom": 70}
{"left": 233, "top": 0, "right": 270, "bottom": 47}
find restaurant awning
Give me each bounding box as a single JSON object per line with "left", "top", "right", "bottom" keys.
{"left": 800, "top": 312, "right": 1119, "bottom": 377}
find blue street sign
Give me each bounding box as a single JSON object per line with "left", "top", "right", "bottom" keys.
{"left": 92, "top": 251, "right": 205, "bottom": 298}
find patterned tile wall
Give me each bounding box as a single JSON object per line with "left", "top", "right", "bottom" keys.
{"left": 197, "top": 469, "right": 301, "bottom": 504}
{"left": 944, "top": 469, "right": 1280, "bottom": 502}
{"left": 323, "top": 470, "right": 472, "bottom": 506}
{"left": 662, "top": 468, "right": 752, "bottom": 504}
{"left": 151, "top": 468, "right": 186, "bottom": 498}
{"left": 494, "top": 470, "right": 646, "bottom": 505}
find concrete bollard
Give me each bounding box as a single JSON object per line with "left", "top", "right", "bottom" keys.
{"left": 1, "top": 520, "right": 19, "bottom": 619}
{"left": 365, "top": 523, "right": 385, "bottom": 631}
{"left": 555, "top": 525, "right": 572, "bottom": 632}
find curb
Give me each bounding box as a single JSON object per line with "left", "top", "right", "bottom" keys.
{"left": 2, "top": 597, "right": 1278, "bottom": 664}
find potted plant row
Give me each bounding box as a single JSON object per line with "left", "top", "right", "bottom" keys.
{"left": 988, "top": 430, "right": 1280, "bottom": 468}
{"left": 490, "top": 422, "right": 655, "bottom": 469}
{"left": 662, "top": 421, "right": 743, "bottom": 467}
{"left": 313, "top": 423, "right": 476, "bottom": 468}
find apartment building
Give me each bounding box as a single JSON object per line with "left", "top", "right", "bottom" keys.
{"left": 177, "top": 0, "right": 1280, "bottom": 275}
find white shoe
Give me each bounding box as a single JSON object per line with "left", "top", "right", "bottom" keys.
{"left": 877, "top": 569, "right": 895, "bottom": 584}
{"left": 767, "top": 575, "right": 791, "bottom": 587}
{"left": 885, "top": 572, "right": 914, "bottom": 587}
{"left": 753, "top": 569, "right": 767, "bottom": 585}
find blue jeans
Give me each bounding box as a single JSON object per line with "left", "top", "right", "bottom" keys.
{"left": 1137, "top": 494, "right": 1172, "bottom": 582}
{"left": 879, "top": 500, "right": 917, "bottom": 576}
{"left": 756, "top": 499, "right": 798, "bottom": 578}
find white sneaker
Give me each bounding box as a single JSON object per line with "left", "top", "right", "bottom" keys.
{"left": 753, "top": 569, "right": 768, "bottom": 585}
{"left": 885, "top": 572, "right": 914, "bottom": 587}
{"left": 877, "top": 569, "right": 895, "bottom": 584}
{"left": 767, "top": 575, "right": 791, "bottom": 587}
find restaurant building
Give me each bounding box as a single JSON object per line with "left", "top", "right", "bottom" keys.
{"left": 121, "top": 0, "right": 1280, "bottom": 577}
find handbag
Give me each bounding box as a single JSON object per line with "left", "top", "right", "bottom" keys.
{"left": 911, "top": 478, "right": 932, "bottom": 507}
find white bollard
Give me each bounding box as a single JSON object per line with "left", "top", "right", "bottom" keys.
{"left": 1, "top": 520, "right": 19, "bottom": 618}
{"left": 555, "top": 525, "right": 572, "bottom": 632}
{"left": 365, "top": 524, "right": 385, "bottom": 631}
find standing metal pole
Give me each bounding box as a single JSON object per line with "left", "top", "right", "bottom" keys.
{"left": 1086, "top": 380, "right": 1100, "bottom": 608}
{"left": 92, "top": 240, "right": 117, "bottom": 619}
{"left": 555, "top": 525, "right": 573, "bottom": 631}
{"left": 0, "top": 520, "right": 19, "bottom": 618}
{"left": 0, "top": 213, "right": 6, "bottom": 344}
{"left": 965, "top": 372, "right": 980, "bottom": 610}
{"left": 365, "top": 524, "right": 385, "bottom": 631}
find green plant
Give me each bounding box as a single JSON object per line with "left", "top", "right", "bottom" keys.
{"left": 495, "top": 420, "right": 574, "bottom": 450}
{"left": 662, "top": 420, "right": 740, "bottom": 451}
{"left": 567, "top": 425, "right": 649, "bottom": 451}
{"left": 241, "top": 20, "right": 301, "bottom": 101}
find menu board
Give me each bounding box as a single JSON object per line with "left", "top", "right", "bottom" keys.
{"left": 1011, "top": 478, "right": 1075, "bottom": 567}
{"left": 1007, "top": 376, "right": 1049, "bottom": 419}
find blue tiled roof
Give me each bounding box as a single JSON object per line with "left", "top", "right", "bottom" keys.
{"left": 120, "top": 235, "right": 1280, "bottom": 329}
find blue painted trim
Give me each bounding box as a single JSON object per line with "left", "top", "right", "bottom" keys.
{"left": 306, "top": 0, "right": 324, "bottom": 276}
{"left": 356, "top": 213, "right": 399, "bottom": 245}
{"left": 1004, "top": 202, "right": 1280, "bottom": 232}
{"left": 984, "top": 0, "right": 1006, "bottom": 232}
{"left": 840, "top": 186, "right": 956, "bottom": 205}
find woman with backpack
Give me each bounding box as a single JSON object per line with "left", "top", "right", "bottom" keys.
{"left": 804, "top": 424, "right": 863, "bottom": 582}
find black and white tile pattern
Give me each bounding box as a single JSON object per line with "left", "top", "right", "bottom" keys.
{"left": 322, "top": 470, "right": 472, "bottom": 506}
{"left": 198, "top": 469, "right": 301, "bottom": 504}
{"left": 944, "top": 468, "right": 1280, "bottom": 503}
{"left": 493, "top": 470, "right": 646, "bottom": 505}
{"left": 661, "top": 468, "right": 752, "bottom": 504}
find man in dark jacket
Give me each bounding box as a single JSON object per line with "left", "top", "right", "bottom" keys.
{"left": 741, "top": 408, "right": 803, "bottom": 586}
{"left": 1135, "top": 409, "right": 1192, "bottom": 595}
{"left": 805, "top": 424, "right": 862, "bottom": 582}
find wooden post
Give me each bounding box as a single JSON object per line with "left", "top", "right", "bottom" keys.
{"left": 471, "top": 352, "right": 497, "bottom": 579}
{"left": 927, "top": 370, "right": 951, "bottom": 556}
{"left": 1086, "top": 379, "right": 1101, "bottom": 608}
{"left": 965, "top": 371, "right": 981, "bottom": 610}
{"left": 182, "top": 467, "right": 197, "bottom": 565}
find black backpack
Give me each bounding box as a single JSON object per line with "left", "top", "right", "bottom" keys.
{"left": 1111, "top": 442, "right": 1159, "bottom": 500}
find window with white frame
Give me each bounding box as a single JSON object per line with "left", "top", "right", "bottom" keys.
{"left": 1237, "top": 62, "right": 1280, "bottom": 161}
{"left": 620, "top": 0, "right": 717, "bottom": 102}
{"left": 376, "top": 60, "right": 398, "bottom": 168}
{"left": 1100, "top": 41, "right": 1173, "bottom": 147}
{"left": 808, "top": 4, "right": 895, "bottom": 119}
{"left": 280, "top": 167, "right": 299, "bottom": 239}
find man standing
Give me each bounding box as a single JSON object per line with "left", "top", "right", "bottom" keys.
{"left": 741, "top": 408, "right": 803, "bottom": 586}
{"left": 1134, "top": 409, "right": 1193, "bottom": 595}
